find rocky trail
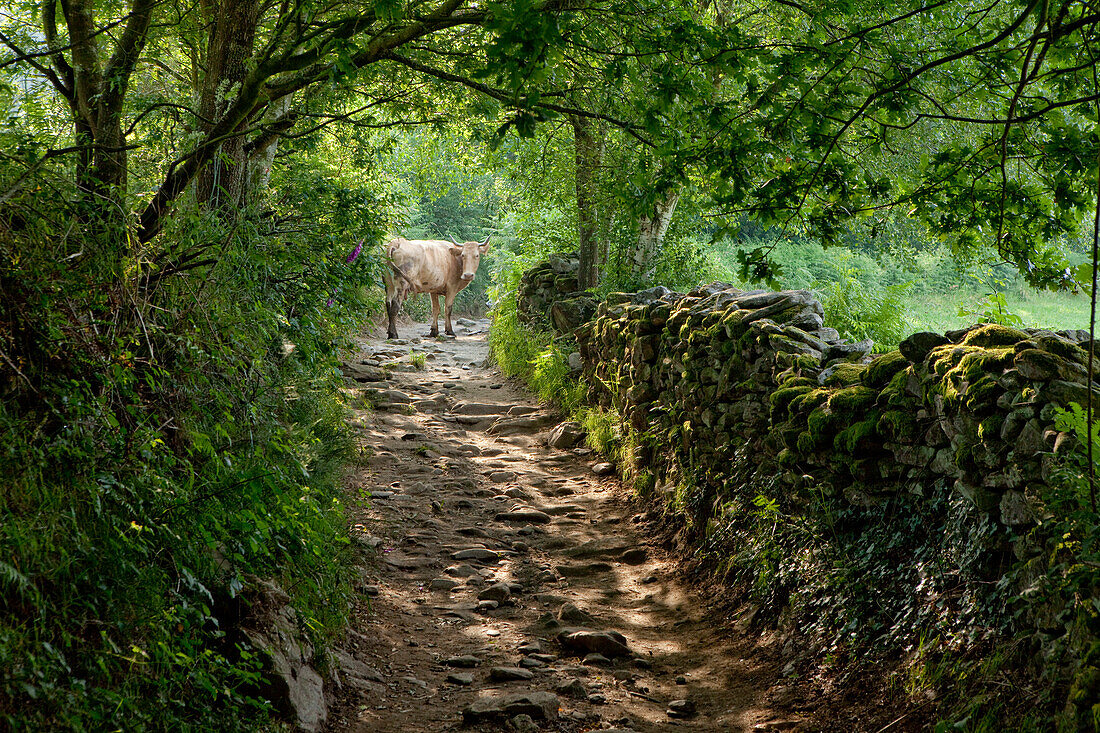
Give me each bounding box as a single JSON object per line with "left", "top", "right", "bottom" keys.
{"left": 324, "top": 318, "right": 802, "bottom": 733}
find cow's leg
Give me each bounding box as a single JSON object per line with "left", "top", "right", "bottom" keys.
{"left": 385, "top": 274, "right": 400, "bottom": 339}
{"left": 444, "top": 292, "right": 456, "bottom": 336}
{"left": 429, "top": 294, "right": 441, "bottom": 337}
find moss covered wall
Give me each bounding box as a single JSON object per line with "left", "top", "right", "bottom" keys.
{"left": 577, "top": 282, "right": 1092, "bottom": 529}
{"left": 572, "top": 281, "right": 1099, "bottom": 726}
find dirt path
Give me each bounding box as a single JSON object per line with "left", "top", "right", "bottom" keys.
{"left": 324, "top": 320, "right": 798, "bottom": 733}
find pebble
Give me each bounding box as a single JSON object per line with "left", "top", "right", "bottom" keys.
{"left": 445, "top": 564, "right": 481, "bottom": 578}
{"left": 520, "top": 656, "right": 546, "bottom": 669}
{"left": 490, "top": 470, "right": 517, "bottom": 483}
{"left": 620, "top": 548, "right": 648, "bottom": 564}
{"left": 361, "top": 585, "right": 380, "bottom": 596}
{"left": 447, "top": 672, "right": 474, "bottom": 686}
{"left": 485, "top": 629, "right": 501, "bottom": 638}
{"left": 675, "top": 675, "right": 688, "bottom": 685}
{"left": 582, "top": 653, "right": 611, "bottom": 666}
{"left": 516, "top": 641, "right": 543, "bottom": 655}
{"left": 477, "top": 600, "right": 499, "bottom": 612}
{"left": 588, "top": 692, "right": 607, "bottom": 704}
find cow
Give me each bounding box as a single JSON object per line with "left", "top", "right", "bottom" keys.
{"left": 383, "top": 234, "right": 491, "bottom": 339}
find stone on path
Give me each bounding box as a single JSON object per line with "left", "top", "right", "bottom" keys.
{"left": 495, "top": 508, "right": 552, "bottom": 524}
{"left": 592, "top": 461, "right": 615, "bottom": 476}
{"left": 451, "top": 547, "right": 500, "bottom": 562}
{"left": 555, "top": 678, "right": 588, "bottom": 699}
{"left": 556, "top": 562, "right": 613, "bottom": 577}
{"left": 477, "top": 583, "right": 512, "bottom": 603}
{"left": 462, "top": 692, "right": 560, "bottom": 722}
{"left": 487, "top": 413, "right": 558, "bottom": 435}
{"left": 547, "top": 421, "right": 585, "bottom": 449}
{"left": 558, "top": 629, "right": 631, "bottom": 658}
{"left": 489, "top": 666, "right": 535, "bottom": 681}
{"left": 557, "top": 602, "right": 596, "bottom": 626}
{"left": 667, "top": 699, "right": 697, "bottom": 718}
{"left": 447, "top": 672, "right": 474, "bottom": 686}
{"left": 445, "top": 655, "right": 481, "bottom": 668}
{"left": 429, "top": 578, "right": 460, "bottom": 591}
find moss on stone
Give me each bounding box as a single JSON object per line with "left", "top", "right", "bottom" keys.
{"left": 801, "top": 407, "right": 837, "bottom": 451}
{"left": 796, "top": 429, "right": 820, "bottom": 454}
{"left": 835, "top": 418, "right": 879, "bottom": 454}
{"left": 978, "top": 414, "right": 1004, "bottom": 442}
{"left": 795, "top": 354, "right": 820, "bottom": 371}
{"left": 961, "top": 323, "right": 1030, "bottom": 348}
{"left": 822, "top": 362, "right": 866, "bottom": 387}
{"left": 826, "top": 385, "right": 879, "bottom": 413}
{"left": 770, "top": 384, "right": 815, "bottom": 421}
{"left": 953, "top": 347, "right": 1014, "bottom": 382}
{"left": 789, "top": 387, "right": 832, "bottom": 415}
{"left": 963, "top": 374, "right": 1001, "bottom": 411}
{"left": 878, "top": 409, "right": 919, "bottom": 442}
{"left": 1034, "top": 334, "right": 1089, "bottom": 364}
{"left": 861, "top": 350, "right": 909, "bottom": 387}
{"left": 878, "top": 369, "right": 914, "bottom": 408}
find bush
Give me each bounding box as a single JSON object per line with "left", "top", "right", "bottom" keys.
{"left": 0, "top": 165, "right": 367, "bottom": 729}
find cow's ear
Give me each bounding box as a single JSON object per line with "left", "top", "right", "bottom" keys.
{"left": 478, "top": 239, "right": 490, "bottom": 255}
{"left": 450, "top": 243, "right": 464, "bottom": 255}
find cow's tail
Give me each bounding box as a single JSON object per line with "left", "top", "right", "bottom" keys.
{"left": 386, "top": 256, "right": 417, "bottom": 288}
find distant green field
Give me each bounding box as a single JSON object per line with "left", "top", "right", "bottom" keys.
{"left": 905, "top": 289, "right": 1093, "bottom": 334}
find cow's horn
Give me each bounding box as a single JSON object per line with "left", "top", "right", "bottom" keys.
{"left": 448, "top": 235, "right": 461, "bottom": 246}
{"left": 481, "top": 233, "right": 492, "bottom": 245}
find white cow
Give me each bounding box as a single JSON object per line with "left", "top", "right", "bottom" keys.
{"left": 384, "top": 235, "right": 491, "bottom": 339}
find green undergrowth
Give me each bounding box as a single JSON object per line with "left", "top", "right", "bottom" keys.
{"left": 488, "top": 290, "right": 585, "bottom": 413}
{"left": 0, "top": 186, "right": 366, "bottom": 728}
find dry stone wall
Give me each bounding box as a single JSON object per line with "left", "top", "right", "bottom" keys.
{"left": 559, "top": 277, "right": 1100, "bottom": 724}
{"left": 576, "top": 282, "right": 1093, "bottom": 533}
{"left": 517, "top": 253, "right": 597, "bottom": 334}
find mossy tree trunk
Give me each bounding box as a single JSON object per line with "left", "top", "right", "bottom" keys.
{"left": 571, "top": 114, "right": 605, "bottom": 290}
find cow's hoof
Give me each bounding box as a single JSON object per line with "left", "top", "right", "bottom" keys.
{"left": 387, "top": 333, "right": 398, "bottom": 339}
{"left": 429, "top": 329, "right": 439, "bottom": 337}
{"left": 445, "top": 330, "right": 456, "bottom": 337}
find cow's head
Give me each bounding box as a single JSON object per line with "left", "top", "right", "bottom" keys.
{"left": 450, "top": 234, "right": 491, "bottom": 281}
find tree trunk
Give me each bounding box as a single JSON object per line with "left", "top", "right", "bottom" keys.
{"left": 51, "top": 0, "right": 154, "bottom": 275}
{"left": 571, "top": 115, "right": 604, "bottom": 289}
{"left": 632, "top": 190, "right": 680, "bottom": 283}
{"left": 195, "top": 0, "right": 260, "bottom": 214}
{"left": 240, "top": 95, "right": 296, "bottom": 207}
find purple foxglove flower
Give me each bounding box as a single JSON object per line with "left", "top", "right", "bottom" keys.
{"left": 346, "top": 238, "right": 364, "bottom": 264}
